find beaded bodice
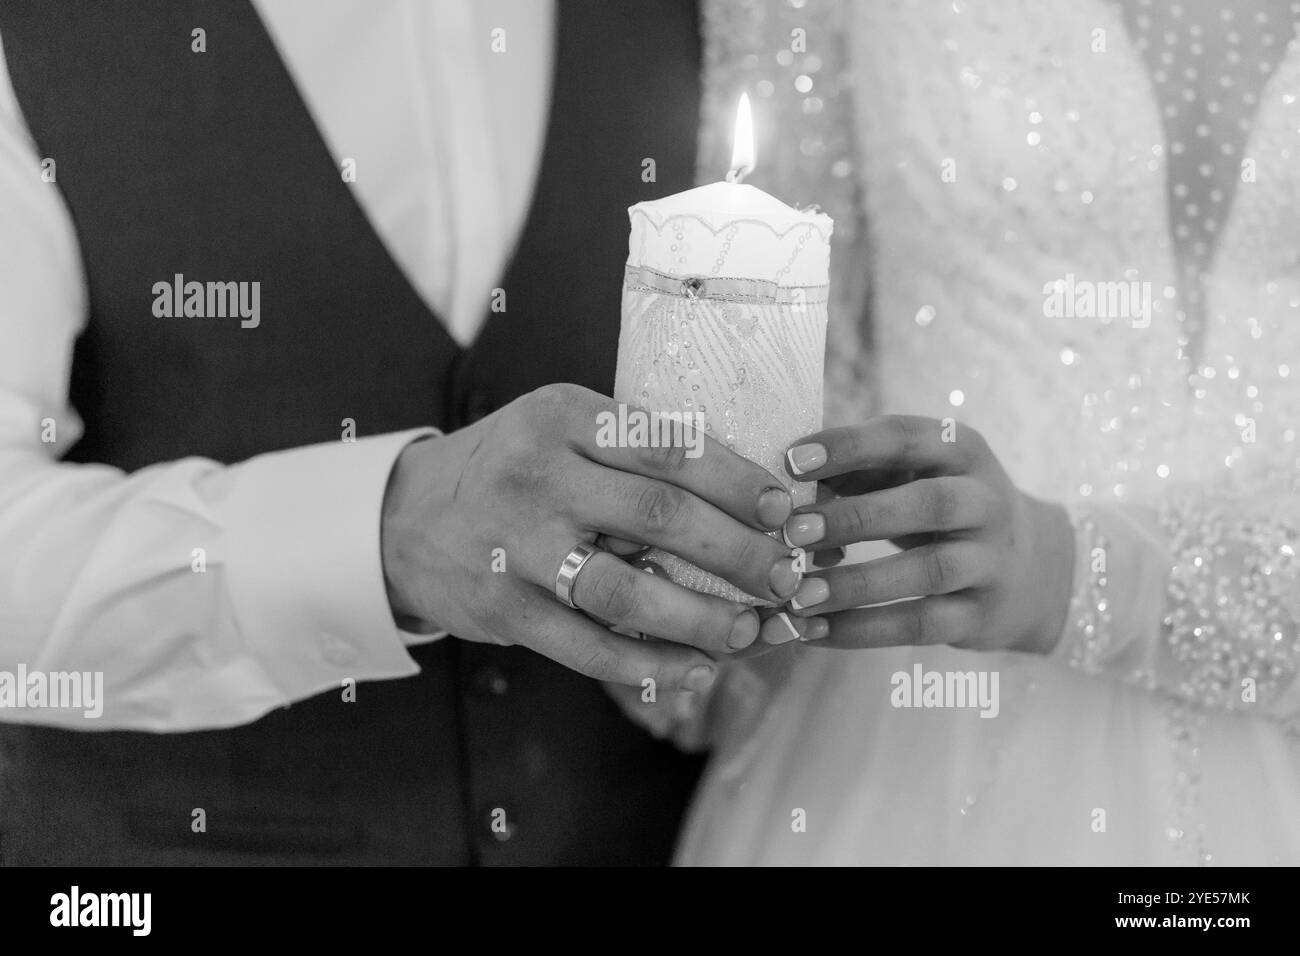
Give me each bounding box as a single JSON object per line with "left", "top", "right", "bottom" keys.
{"left": 700, "top": 0, "right": 1300, "bottom": 722}
{"left": 705, "top": 0, "right": 1300, "bottom": 498}
{"left": 681, "top": 0, "right": 1300, "bottom": 865}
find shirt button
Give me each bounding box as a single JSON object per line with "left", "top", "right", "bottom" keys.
{"left": 322, "top": 637, "right": 357, "bottom": 668}
{"left": 473, "top": 667, "right": 509, "bottom": 696}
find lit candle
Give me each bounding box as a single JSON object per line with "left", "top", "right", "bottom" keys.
{"left": 614, "top": 94, "right": 833, "bottom": 604}
{"left": 624, "top": 93, "right": 831, "bottom": 289}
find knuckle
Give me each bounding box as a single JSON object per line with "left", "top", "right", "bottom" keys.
{"left": 517, "top": 387, "right": 557, "bottom": 426}
{"left": 840, "top": 499, "right": 872, "bottom": 541}
{"left": 915, "top": 600, "right": 948, "bottom": 646}
{"left": 524, "top": 383, "right": 590, "bottom": 428}
{"left": 683, "top": 607, "right": 727, "bottom": 651}
{"left": 887, "top": 415, "right": 926, "bottom": 456}
{"left": 972, "top": 485, "right": 1000, "bottom": 526}
{"left": 652, "top": 660, "right": 686, "bottom": 693}
{"left": 924, "top": 481, "right": 959, "bottom": 528}
{"left": 946, "top": 419, "right": 987, "bottom": 463}
{"left": 498, "top": 422, "right": 547, "bottom": 465}
{"left": 634, "top": 482, "right": 687, "bottom": 536}
{"left": 641, "top": 435, "right": 690, "bottom": 473}
{"left": 733, "top": 531, "right": 773, "bottom": 580}
{"left": 532, "top": 381, "right": 586, "bottom": 407}
{"left": 946, "top": 603, "right": 982, "bottom": 648}
{"left": 590, "top": 564, "right": 641, "bottom": 624}
{"left": 485, "top": 433, "right": 555, "bottom": 498}
{"left": 961, "top": 424, "right": 990, "bottom": 456}
{"left": 921, "top": 546, "right": 957, "bottom": 593}
{"left": 578, "top": 647, "right": 616, "bottom": 682}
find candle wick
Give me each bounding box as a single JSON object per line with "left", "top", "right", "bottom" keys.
{"left": 726, "top": 166, "right": 751, "bottom": 185}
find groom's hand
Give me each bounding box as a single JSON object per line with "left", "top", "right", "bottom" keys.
{"left": 380, "top": 384, "right": 803, "bottom": 692}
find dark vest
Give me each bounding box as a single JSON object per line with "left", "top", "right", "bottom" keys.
{"left": 0, "top": 0, "right": 704, "bottom": 865}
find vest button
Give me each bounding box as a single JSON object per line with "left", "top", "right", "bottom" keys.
{"left": 473, "top": 666, "right": 509, "bottom": 697}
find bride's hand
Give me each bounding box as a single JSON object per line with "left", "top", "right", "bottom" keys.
{"left": 772, "top": 415, "right": 1076, "bottom": 655}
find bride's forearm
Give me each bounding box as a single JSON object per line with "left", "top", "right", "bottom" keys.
{"left": 1020, "top": 495, "right": 1078, "bottom": 657}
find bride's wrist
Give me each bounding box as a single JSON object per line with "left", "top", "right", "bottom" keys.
{"left": 1023, "top": 496, "right": 1076, "bottom": 656}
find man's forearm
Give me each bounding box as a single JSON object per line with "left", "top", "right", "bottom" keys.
{"left": 0, "top": 429, "right": 433, "bottom": 731}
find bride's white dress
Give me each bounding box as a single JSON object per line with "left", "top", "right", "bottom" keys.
{"left": 677, "top": 0, "right": 1300, "bottom": 865}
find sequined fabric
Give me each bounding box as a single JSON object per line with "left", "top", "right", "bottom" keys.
{"left": 679, "top": 0, "right": 1300, "bottom": 866}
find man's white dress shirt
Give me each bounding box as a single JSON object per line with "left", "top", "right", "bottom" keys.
{"left": 0, "top": 0, "right": 553, "bottom": 729}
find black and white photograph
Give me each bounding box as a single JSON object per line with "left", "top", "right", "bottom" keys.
{"left": 0, "top": 0, "right": 1295, "bottom": 913}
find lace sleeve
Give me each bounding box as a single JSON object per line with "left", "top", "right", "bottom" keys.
{"left": 1056, "top": 484, "right": 1300, "bottom": 722}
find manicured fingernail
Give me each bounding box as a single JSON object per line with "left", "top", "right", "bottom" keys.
{"left": 782, "top": 513, "right": 826, "bottom": 548}
{"left": 727, "top": 609, "right": 759, "bottom": 650}
{"left": 762, "top": 611, "right": 803, "bottom": 645}
{"left": 800, "top": 617, "right": 829, "bottom": 642}
{"left": 786, "top": 443, "right": 827, "bottom": 476}
{"left": 756, "top": 486, "right": 793, "bottom": 529}
{"left": 769, "top": 555, "right": 803, "bottom": 599}
{"left": 789, "top": 577, "right": 829, "bottom": 612}
{"left": 633, "top": 559, "right": 665, "bottom": 576}
{"left": 684, "top": 665, "right": 716, "bottom": 693}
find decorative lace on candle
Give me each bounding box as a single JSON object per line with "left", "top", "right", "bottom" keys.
{"left": 614, "top": 256, "right": 829, "bottom": 603}
{"left": 627, "top": 206, "right": 832, "bottom": 289}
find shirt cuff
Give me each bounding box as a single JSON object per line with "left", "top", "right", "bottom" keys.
{"left": 222, "top": 428, "right": 440, "bottom": 700}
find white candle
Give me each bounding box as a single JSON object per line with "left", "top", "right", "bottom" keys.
{"left": 614, "top": 95, "right": 833, "bottom": 604}
{"left": 627, "top": 94, "right": 830, "bottom": 287}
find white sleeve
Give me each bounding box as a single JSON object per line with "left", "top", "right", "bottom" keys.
{"left": 0, "top": 28, "right": 434, "bottom": 732}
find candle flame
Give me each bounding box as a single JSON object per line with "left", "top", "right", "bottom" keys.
{"left": 727, "top": 93, "right": 755, "bottom": 183}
